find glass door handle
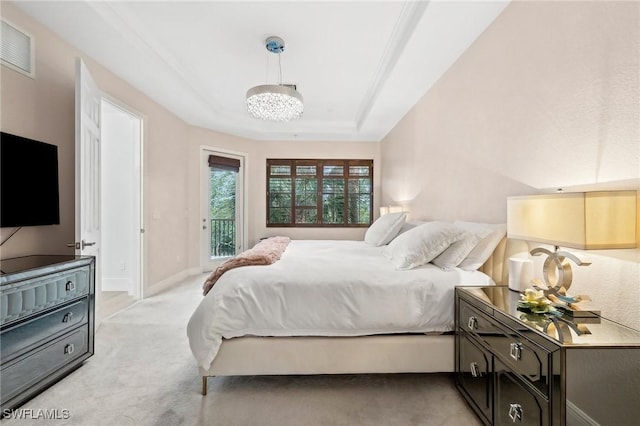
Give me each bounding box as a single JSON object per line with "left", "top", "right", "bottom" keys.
{"left": 467, "top": 316, "right": 478, "bottom": 330}
{"left": 470, "top": 362, "right": 480, "bottom": 378}
{"left": 508, "top": 403, "right": 523, "bottom": 422}
{"left": 510, "top": 343, "right": 522, "bottom": 361}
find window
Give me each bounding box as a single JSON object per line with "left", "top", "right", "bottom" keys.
{"left": 267, "top": 159, "right": 373, "bottom": 227}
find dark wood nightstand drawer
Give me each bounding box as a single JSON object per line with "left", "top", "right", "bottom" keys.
{"left": 459, "top": 298, "right": 551, "bottom": 397}
{"left": 484, "top": 331, "right": 550, "bottom": 398}
{"left": 495, "top": 359, "right": 549, "bottom": 426}
{"left": 457, "top": 331, "right": 492, "bottom": 425}
{"left": 459, "top": 299, "right": 497, "bottom": 335}
{"left": 456, "top": 286, "right": 640, "bottom": 426}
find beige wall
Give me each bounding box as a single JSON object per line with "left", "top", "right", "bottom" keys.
{"left": 186, "top": 126, "right": 380, "bottom": 272}
{"left": 381, "top": 1, "right": 640, "bottom": 328}
{"left": 1, "top": 3, "right": 380, "bottom": 290}
{"left": 0, "top": 3, "right": 193, "bottom": 290}
{"left": 1, "top": 3, "right": 77, "bottom": 259}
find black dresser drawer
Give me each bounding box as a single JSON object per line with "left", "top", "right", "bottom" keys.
{"left": 0, "top": 326, "right": 89, "bottom": 405}
{"left": 457, "top": 331, "right": 492, "bottom": 425}
{"left": 456, "top": 286, "right": 640, "bottom": 426}
{"left": 459, "top": 298, "right": 551, "bottom": 397}
{"left": 1, "top": 297, "right": 89, "bottom": 361}
{"left": 495, "top": 359, "right": 549, "bottom": 426}
{"left": 459, "top": 299, "right": 497, "bottom": 335}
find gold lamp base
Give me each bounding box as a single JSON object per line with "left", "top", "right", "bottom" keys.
{"left": 530, "top": 246, "right": 591, "bottom": 295}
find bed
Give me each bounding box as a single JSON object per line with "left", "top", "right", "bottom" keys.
{"left": 187, "top": 220, "right": 526, "bottom": 395}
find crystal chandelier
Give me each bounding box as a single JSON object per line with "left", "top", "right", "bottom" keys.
{"left": 246, "top": 36, "right": 304, "bottom": 122}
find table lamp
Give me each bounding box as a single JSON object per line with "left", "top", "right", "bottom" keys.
{"left": 507, "top": 191, "right": 638, "bottom": 295}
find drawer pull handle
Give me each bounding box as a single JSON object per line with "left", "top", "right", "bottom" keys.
{"left": 470, "top": 362, "right": 480, "bottom": 378}
{"left": 65, "top": 281, "right": 76, "bottom": 292}
{"left": 510, "top": 342, "right": 522, "bottom": 361}
{"left": 62, "top": 312, "right": 74, "bottom": 323}
{"left": 64, "top": 344, "right": 75, "bottom": 355}
{"left": 508, "top": 403, "right": 523, "bottom": 422}
{"left": 467, "top": 316, "right": 478, "bottom": 330}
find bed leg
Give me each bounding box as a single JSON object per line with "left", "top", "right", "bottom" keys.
{"left": 202, "top": 376, "right": 208, "bottom": 395}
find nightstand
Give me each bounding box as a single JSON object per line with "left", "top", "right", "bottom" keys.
{"left": 455, "top": 286, "right": 640, "bottom": 425}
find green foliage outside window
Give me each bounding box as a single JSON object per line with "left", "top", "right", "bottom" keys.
{"left": 210, "top": 168, "right": 236, "bottom": 256}
{"left": 266, "top": 159, "right": 372, "bottom": 227}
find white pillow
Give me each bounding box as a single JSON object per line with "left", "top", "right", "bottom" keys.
{"left": 364, "top": 212, "right": 407, "bottom": 246}
{"left": 397, "top": 220, "right": 427, "bottom": 236}
{"left": 384, "top": 222, "right": 463, "bottom": 270}
{"left": 454, "top": 221, "right": 507, "bottom": 271}
{"left": 431, "top": 231, "right": 481, "bottom": 270}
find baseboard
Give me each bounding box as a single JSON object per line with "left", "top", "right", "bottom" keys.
{"left": 567, "top": 400, "right": 599, "bottom": 426}
{"left": 102, "top": 277, "right": 134, "bottom": 292}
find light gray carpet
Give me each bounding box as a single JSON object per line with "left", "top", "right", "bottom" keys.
{"left": 2, "top": 274, "right": 482, "bottom": 426}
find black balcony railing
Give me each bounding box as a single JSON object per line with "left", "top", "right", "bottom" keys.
{"left": 211, "top": 219, "right": 236, "bottom": 258}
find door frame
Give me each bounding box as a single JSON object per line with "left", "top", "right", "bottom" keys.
{"left": 100, "top": 95, "right": 145, "bottom": 301}
{"left": 200, "top": 145, "right": 248, "bottom": 272}
{"left": 75, "top": 58, "right": 146, "bottom": 328}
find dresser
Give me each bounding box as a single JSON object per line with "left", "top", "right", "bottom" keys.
{"left": 1, "top": 255, "right": 95, "bottom": 412}
{"left": 455, "top": 286, "right": 640, "bottom": 426}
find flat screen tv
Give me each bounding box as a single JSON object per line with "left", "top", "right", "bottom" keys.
{"left": 1, "top": 132, "right": 60, "bottom": 227}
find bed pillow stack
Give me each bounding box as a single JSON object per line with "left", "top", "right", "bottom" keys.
{"left": 382, "top": 220, "right": 506, "bottom": 271}
{"left": 397, "top": 220, "right": 427, "bottom": 236}
{"left": 364, "top": 211, "right": 407, "bottom": 247}
{"left": 431, "top": 231, "right": 481, "bottom": 270}
{"left": 454, "top": 221, "right": 507, "bottom": 271}
{"left": 383, "top": 222, "right": 463, "bottom": 270}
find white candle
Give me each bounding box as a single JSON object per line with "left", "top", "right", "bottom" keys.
{"left": 509, "top": 258, "right": 533, "bottom": 292}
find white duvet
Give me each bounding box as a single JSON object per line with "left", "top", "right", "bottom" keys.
{"left": 187, "top": 240, "right": 493, "bottom": 370}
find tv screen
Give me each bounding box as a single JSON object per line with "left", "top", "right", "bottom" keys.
{"left": 1, "top": 132, "right": 60, "bottom": 227}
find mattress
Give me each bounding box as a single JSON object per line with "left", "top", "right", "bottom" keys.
{"left": 187, "top": 240, "right": 494, "bottom": 370}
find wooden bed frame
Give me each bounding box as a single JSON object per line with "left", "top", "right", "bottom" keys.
{"left": 200, "top": 237, "right": 527, "bottom": 395}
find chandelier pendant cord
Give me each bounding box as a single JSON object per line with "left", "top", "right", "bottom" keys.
{"left": 264, "top": 40, "right": 284, "bottom": 86}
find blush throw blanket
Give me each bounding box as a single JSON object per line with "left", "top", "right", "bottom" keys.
{"left": 202, "top": 236, "right": 291, "bottom": 296}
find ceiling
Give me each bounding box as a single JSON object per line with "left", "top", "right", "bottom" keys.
{"left": 12, "top": 0, "right": 510, "bottom": 142}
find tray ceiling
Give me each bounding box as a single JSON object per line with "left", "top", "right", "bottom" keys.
{"left": 12, "top": 0, "right": 510, "bottom": 141}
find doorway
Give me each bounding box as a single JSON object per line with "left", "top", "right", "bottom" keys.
{"left": 75, "top": 59, "right": 143, "bottom": 325}
{"left": 99, "top": 98, "right": 143, "bottom": 316}
{"left": 201, "top": 148, "right": 246, "bottom": 272}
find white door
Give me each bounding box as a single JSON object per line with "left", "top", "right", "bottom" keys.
{"left": 74, "top": 58, "right": 102, "bottom": 298}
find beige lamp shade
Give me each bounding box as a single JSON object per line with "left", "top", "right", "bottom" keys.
{"left": 507, "top": 191, "right": 638, "bottom": 250}
{"left": 379, "top": 205, "right": 403, "bottom": 216}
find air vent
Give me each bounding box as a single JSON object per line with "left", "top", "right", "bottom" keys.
{"left": 1, "top": 19, "right": 35, "bottom": 78}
